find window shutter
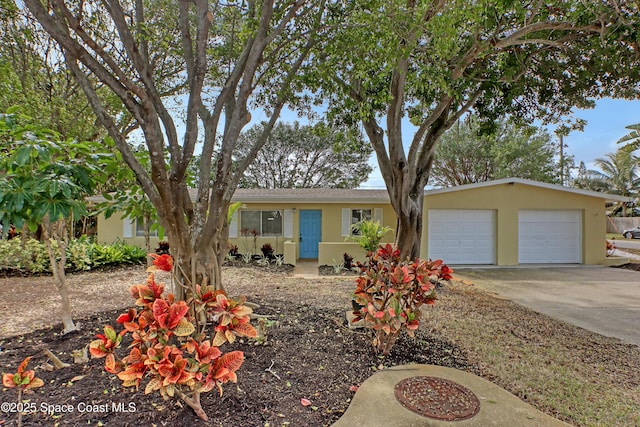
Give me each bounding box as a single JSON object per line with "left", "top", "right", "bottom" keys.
{"left": 341, "top": 208, "right": 351, "bottom": 237}
{"left": 229, "top": 211, "right": 239, "bottom": 238}
{"left": 123, "top": 217, "right": 133, "bottom": 238}
{"left": 284, "top": 209, "right": 293, "bottom": 238}
{"left": 374, "top": 208, "right": 383, "bottom": 224}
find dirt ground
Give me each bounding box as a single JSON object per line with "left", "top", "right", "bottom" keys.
{"left": 1, "top": 264, "right": 639, "bottom": 426}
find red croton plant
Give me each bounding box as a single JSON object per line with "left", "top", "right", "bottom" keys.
{"left": 353, "top": 244, "right": 453, "bottom": 356}
{"left": 2, "top": 356, "right": 44, "bottom": 391}
{"left": 90, "top": 254, "right": 256, "bottom": 421}
{"left": 2, "top": 357, "right": 44, "bottom": 427}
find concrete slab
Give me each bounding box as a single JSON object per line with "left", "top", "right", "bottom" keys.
{"left": 332, "top": 364, "right": 570, "bottom": 427}
{"left": 455, "top": 266, "right": 640, "bottom": 346}
{"left": 292, "top": 261, "right": 319, "bottom": 278}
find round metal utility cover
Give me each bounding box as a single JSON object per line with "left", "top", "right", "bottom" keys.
{"left": 394, "top": 376, "right": 481, "bottom": 421}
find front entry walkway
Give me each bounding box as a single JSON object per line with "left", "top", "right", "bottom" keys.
{"left": 293, "top": 260, "right": 319, "bottom": 278}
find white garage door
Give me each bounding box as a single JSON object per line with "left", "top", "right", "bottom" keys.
{"left": 518, "top": 210, "right": 582, "bottom": 263}
{"left": 428, "top": 210, "right": 496, "bottom": 264}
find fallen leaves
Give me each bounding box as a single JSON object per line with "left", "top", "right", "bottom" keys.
{"left": 300, "top": 398, "right": 312, "bottom": 406}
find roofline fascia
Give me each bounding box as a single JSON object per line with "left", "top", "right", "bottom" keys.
{"left": 423, "top": 177, "right": 632, "bottom": 203}
{"left": 229, "top": 197, "right": 390, "bottom": 204}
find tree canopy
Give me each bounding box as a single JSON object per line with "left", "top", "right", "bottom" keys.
{"left": 0, "top": 110, "right": 107, "bottom": 331}
{"left": 574, "top": 148, "right": 639, "bottom": 216}
{"left": 235, "top": 122, "right": 372, "bottom": 189}
{"left": 0, "top": 2, "right": 114, "bottom": 141}
{"left": 617, "top": 123, "right": 640, "bottom": 151}
{"left": 310, "top": 0, "right": 640, "bottom": 258}
{"left": 430, "top": 117, "right": 559, "bottom": 187}
{"left": 23, "top": 0, "right": 329, "bottom": 293}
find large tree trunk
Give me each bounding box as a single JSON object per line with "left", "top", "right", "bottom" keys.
{"left": 23, "top": 0, "right": 319, "bottom": 301}
{"left": 41, "top": 216, "right": 78, "bottom": 334}
{"left": 166, "top": 206, "right": 229, "bottom": 301}
{"left": 393, "top": 192, "right": 423, "bottom": 261}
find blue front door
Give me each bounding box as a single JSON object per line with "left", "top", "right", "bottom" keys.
{"left": 299, "top": 210, "right": 321, "bottom": 258}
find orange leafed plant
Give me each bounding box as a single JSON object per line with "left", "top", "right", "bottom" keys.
{"left": 148, "top": 253, "right": 174, "bottom": 272}
{"left": 2, "top": 356, "right": 45, "bottom": 427}
{"left": 352, "top": 244, "right": 452, "bottom": 355}
{"left": 2, "top": 357, "right": 44, "bottom": 390}
{"left": 89, "top": 254, "right": 257, "bottom": 421}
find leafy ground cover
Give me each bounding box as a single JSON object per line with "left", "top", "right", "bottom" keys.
{"left": 1, "top": 265, "right": 639, "bottom": 426}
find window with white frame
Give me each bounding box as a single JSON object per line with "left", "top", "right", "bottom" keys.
{"left": 240, "top": 210, "right": 283, "bottom": 236}
{"left": 341, "top": 207, "right": 383, "bottom": 237}
{"left": 136, "top": 219, "right": 159, "bottom": 237}
{"left": 350, "top": 209, "right": 372, "bottom": 235}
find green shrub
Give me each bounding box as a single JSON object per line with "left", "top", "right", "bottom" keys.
{"left": 67, "top": 237, "right": 94, "bottom": 271}
{"left": 0, "top": 238, "right": 146, "bottom": 274}
{"left": 348, "top": 219, "right": 392, "bottom": 254}
{"left": 0, "top": 238, "right": 49, "bottom": 272}
{"left": 90, "top": 240, "right": 146, "bottom": 266}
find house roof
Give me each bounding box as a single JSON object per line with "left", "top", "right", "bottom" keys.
{"left": 93, "top": 177, "right": 628, "bottom": 205}
{"left": 229, "top": 188, "right": 390, "bottom": 203}
{"left": 423, "top": 177, "right": 631, "bottom": 203}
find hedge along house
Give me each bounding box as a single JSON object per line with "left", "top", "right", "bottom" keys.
{"left": 95, "top": 178, "right": 629, "bottom": 266}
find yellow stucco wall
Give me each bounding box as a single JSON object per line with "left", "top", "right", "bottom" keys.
{"left": 95, "top": 212, "right": 163, "bottom": 248}
{"left": 421, "top": 182, "right": 606, "bottom": 265}
{"left": 97, "top": 182, "right": 609, "bottom": 266}
{"left": 96, "top": 202, "right": 396, "bottom": 263}
{"left": 227, "top": 202, "right": 396, "bottom": 262}
{"left": 96, "top": 212, "right": 123, "bottom": 244}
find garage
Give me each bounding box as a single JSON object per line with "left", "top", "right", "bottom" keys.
{"left": 518, "top": 210, "right": 582, "bottom": 263}
{"left": 428, "top": 209, "right": 496, "bottom": 264}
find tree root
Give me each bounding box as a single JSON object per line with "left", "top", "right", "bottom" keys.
{"left": 42, "top": 348, "right": 70, "bottom": 369}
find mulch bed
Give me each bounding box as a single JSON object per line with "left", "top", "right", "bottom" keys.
{"left": 613, "top": 262, "right": 640, "bottom": 272}
{"left": 0, "top": 299, "right": 473, "bottom": 427}
{"left": 318, "top": 265, "right": 360, "bottom": 276}
{"left": 222, "top": 259, "right": 295, "bottom": 274}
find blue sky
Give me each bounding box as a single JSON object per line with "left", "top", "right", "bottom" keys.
{"left": 160, "top": 96, "right": 640, "bottom": 190}
{"left": 562, "top": 98, "right": 640, "bottom": 167}
{"left": 358, "top": 98, "right": 640, "bottom": 189}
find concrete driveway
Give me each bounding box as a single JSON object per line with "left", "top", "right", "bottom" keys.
{"left": 455, "top": 266, "right": 640, "bottom": 346}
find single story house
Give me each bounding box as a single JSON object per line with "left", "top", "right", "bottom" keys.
{"left": 95, "top": 178, "right": 629, "bottom": 266}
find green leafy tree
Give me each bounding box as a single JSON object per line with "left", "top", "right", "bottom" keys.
{"left": 617, "top": 123, "right": 640, "bottom": 151}
{"left": 235, "top": 122, "right": 372, "bottom": 189}
{"left": 311, "top": 0, "right": 640, "bottom": 260}
{"left": 0, "top": 111, "right": 106, "bottom": 332}
{"left": 591, "top": 149, "right": 639, "bottom": 217}
{"left": 24, "top": 1, "right": 330, "bottom": 295}
{"left": 573, "top": 161, "right": 608, "bottom": 192}
{"left": 0, "top": 3, "right": 116, "bottom": 141}
{"left": 430, "top": 116, "right": 559, "bottom": 186}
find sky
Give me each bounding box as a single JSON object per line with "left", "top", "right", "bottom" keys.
{"left": 356, "top": 98, "right": 640, "bottom": 189}
{"left": 156, "top": 96, "right": 640, "bottom": 190}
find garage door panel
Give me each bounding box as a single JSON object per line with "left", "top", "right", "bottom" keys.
{"left": 428, "top": 210, "right": 496, "bottom": 264}
{"left": 518, "top": 210, "right": 581, "bottom": 264}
